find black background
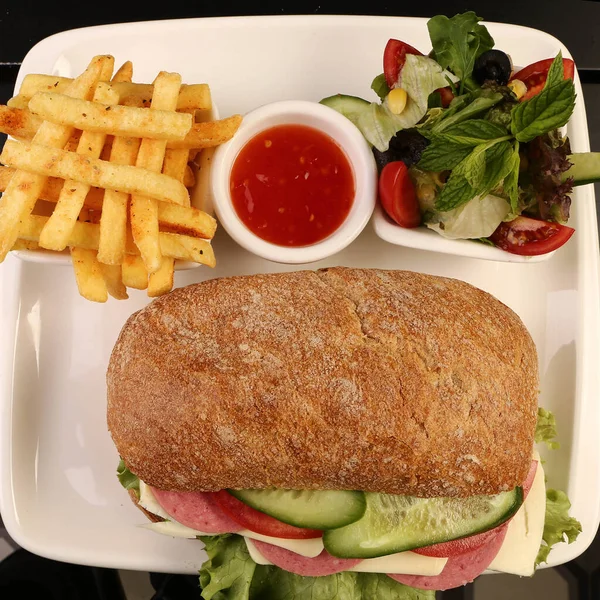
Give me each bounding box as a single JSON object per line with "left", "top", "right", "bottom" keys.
{"left": 0, "top": 2, "right": 599, "bottom": 599}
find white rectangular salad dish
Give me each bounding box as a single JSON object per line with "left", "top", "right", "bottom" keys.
{"left": 0, "top": 14, "right": 599, "bottom": 576}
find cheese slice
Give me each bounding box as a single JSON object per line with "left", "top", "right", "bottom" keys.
{"left": 138, "top": 483, "right": 323, "bottom": 557}
{"left": 244, "top": 537, "right": 447, "bottom": 576}
{"left": 488, "top": 455, "right": 546, "bottom": 576}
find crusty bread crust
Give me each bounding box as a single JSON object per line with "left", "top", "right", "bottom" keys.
{"left": 107, "top": 268, "right": 538, "bottom": 497}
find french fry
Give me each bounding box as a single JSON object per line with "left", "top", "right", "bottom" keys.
{"left": 157, "top": 202, "right": 216, "bottom": 238}
{"left": 0, "top": 55, "right": 112, "bottom": 261}
{"left": 39, "top": 83, "right": 120, "bottom": 251}
{"left": 11, "top": 239, "right": 39, "bottom": 251}
{"left": 6, "top": 95, "right": 30, "bottom": 109}
{"left": 148, "top": 257, "right": 175, "bottom": 297}
{"left": 162, "top": 148, "right": 189, "bottom": 182}
{"left": 100, "top": 263, "right": 129, "bottom": 299}
{"left": 19, "top": 75, "right": 211, "bottom": 111}
{"left": 121, "top": 255, "right": 148, "bottom": 289}
{"left": 28, "top": 92, "right": 192, "bottom": 141}
{"left": 70, "top": 247, "right": 108, "bottom": 303}
{"left": 183, "top": 165, "right": 195, "bottom": 188}
{"left": 0, "top": 107, "right": 241, "bottom": 152}
{"left": 0, "top": 166, "right": 216, "bottom": 237}
{"left": 0, "top": 105, "right": 42, "bottom": 141}
{"left": 112, "top": 61, "right": 133, "bottom": 83}
{"left": 98, "top": 135, "right": 140, "bottom": 264}
{"left": 130, "top": 71, "right": 182, "bottom": 274}
{"left": 190, "top": 146, "right": 216, "bottom": 214}
{"left": 168, "top": 114, "right": 242, "bottom": 150}
{"left": 0, "top": 140, "right": 190, "bottom": 206}
{"left": 18, "top": 214, "right": 215, "bottom": 266}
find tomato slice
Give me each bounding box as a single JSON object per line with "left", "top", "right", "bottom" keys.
{"left": 213, "top": 491, "right": 322, "bottom": 539}
{"left": 438, "top": 86, "right": 454, "bottom": 108}
{"left": 383, "top": 39, "right": 423, "bottom": 88}
{"left": 489, "top": 216, "right": 575, "bottom": 256}
{"left": 379, "top": 161, "right": 421, "bottom": 228}
{"left": 511, "top": 58, "right": 575, "bottom": 102}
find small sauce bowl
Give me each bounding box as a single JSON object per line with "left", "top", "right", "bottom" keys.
{"left": 210, "top": 100, "right": 377, "bottom": 264}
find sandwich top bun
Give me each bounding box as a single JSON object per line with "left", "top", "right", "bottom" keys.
{"left": 107, "top": 268, "right": 538, "bottom": 498}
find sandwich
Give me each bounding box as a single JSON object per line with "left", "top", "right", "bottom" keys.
{"left": 107, "top": 267, "right": 581, "bottom": 598}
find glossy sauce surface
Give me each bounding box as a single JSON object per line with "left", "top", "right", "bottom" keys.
{"left": 230, "top": 124, "right": 355, "bottom": 246}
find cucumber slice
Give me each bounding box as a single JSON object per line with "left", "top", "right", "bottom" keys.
{"left": 320, "top": 94, "right": 371, "bottom": 129}
{"left": 563, "top": 152, "right": 600, "bottom": 186}
{"left": 323, "top": 488, "right": 523, "bottom": 559}
{"left": 229, "top": 488, "right": 366, "bottom": 530}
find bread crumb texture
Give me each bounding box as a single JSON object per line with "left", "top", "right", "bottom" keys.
{"left": 107, "top": 268, "right": 539, "bottom": 497}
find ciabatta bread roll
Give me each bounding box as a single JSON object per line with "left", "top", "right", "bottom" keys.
{"left": 107, "top": 267, "right": 538, "bottom": 497}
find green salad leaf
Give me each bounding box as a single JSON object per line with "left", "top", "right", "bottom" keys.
{"left": 511, "top": 54, "right": 576, "bottom": 143}
{"left": 433, "top": 119, "right": 508, "bottom": 146}
{"left": 371, "top": 73, "right": 390, "bottom": 101}
{"left": 545, "top": 51, "right": 565, "bottom": 89}
{"left": 427, "top": 12, "right": 494, "bottom": 93}
{"left": 356, "top": 55, "right": 449, "bottom": 151}
{"left": 535, "top": 408, "right": 560, "bottom": 450}
{"left": 426, "top": 193, "right": 510, "bottom": 239}
{"left": 117, "top": 459, "right": 140, "bottom": 496}
{"left": 536, "top": 489, "right": 582, "bottom": 566}
{"left": 503, "top": 141, "right": 521, "bottom": 214}
{"left": 199, "top": 535, "right": 435, "bottom": 600}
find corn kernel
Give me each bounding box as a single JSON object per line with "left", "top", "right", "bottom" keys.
{"left": 508, "top": 79, "right": 527, "bottom": 100}
{"left": 387, "top": 88, "right": 408, "bottom": 115}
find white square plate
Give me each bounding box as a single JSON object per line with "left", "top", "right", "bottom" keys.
{"left": 1, "top": 15, "right": 599, "bottom": 575}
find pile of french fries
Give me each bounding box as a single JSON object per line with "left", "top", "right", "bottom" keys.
{"left": 0, "top": 54, "right": 242, "bottom": 302}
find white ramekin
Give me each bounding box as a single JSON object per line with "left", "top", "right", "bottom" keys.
{"left": 210, "top": 100, "right": 377, "bottom": 264}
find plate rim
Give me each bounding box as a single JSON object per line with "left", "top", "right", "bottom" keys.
{"left": 1, "top": 13, "right": 599, "bottom": 576}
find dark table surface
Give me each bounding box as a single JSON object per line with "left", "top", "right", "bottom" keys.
{"left": 0, "top": 3, "right": 599, "bottom": 599}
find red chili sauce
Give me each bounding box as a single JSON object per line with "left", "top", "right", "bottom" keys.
{"left": 230, "top": 124, "right": 355, "bottom": 247}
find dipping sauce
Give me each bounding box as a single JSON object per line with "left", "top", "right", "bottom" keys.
{"left": 230, "top": 124, "right": 355, "bottom": 246}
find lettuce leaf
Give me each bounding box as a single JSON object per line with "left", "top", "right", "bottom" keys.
{"left": 356, "top": 55, "right": 449, "bottom": 152}
{"left": 425, "top": 193, "right": 510, "bottom": 239}
{"left": 199, "top": 535, "right": 435, "bottom": 600}
{"left": 536, "top": 489, "right": 582, "bottom": 566}
{"left": 535, "top": 408, "right": 560, "bottom": 450}
{"left": 117, "top": 459, "right": 140, "bottom": 496}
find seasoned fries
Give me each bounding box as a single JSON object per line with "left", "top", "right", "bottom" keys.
{"left": 28, "top": 92, "right": 192, "bottom": 141}
{"left": 0, "top": 55, "right": 242, "bottom": 302}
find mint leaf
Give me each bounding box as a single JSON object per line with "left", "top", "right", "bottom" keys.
{"left": 371, "top": 73, "right": 390, "bottom": 101}
{"left": 503, "top": 141, "right": 521, "bottom": 214}
{"left": 511, "top": 78, "right": 576, "bottom": 143}
{"left": 437, "top": 119, "right": 508, "bottom": 146}
{"left": 463, "top": 144, "right": 487, "bottom": 189}
{"left": 434, "top": 172, "right": 474, "bottom": 211}
{"left": 418, "top": 141, "right": 473, "bottom": 171}
{"left": 477, "top": 140, "right": 514, "bottom": 197}
{"left": 427, "top": 12, "right": 494, "bottom": 93}
{"left": 433, "top": 92, "right": 503, "bottom": 133}
{"left": 545, "top": 52, "right": 565, "bottom": 89}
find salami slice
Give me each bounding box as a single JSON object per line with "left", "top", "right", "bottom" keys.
{"left": 252, "top": 539, "right": 361, "bottom": 576}
{"left": 388, "top": 524, "right": 508, "bottom": 590}
{"left": 151, "top": 487, "right": 242, "bottom": 534}
{"left": 414, "top": 460, "right": 538, "bottom": 558}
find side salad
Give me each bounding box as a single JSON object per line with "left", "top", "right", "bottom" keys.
{"left": 321, "top": 12, "right": 600, "bottom": 256}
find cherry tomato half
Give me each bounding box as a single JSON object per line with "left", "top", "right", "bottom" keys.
{"left": 511, "top": 58, "right": 575, "bottom": 102}
{"left": 489, "top": 216, "right": 575, "bottom": 256}
{"left": 379, "top": 161, "right": 421, "bottom": 228}
{"left": 383, "top": 39, "right": 423, "bottom": 88}
{"left": 213, "top": 491, "right": 322, "bottom": 539}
